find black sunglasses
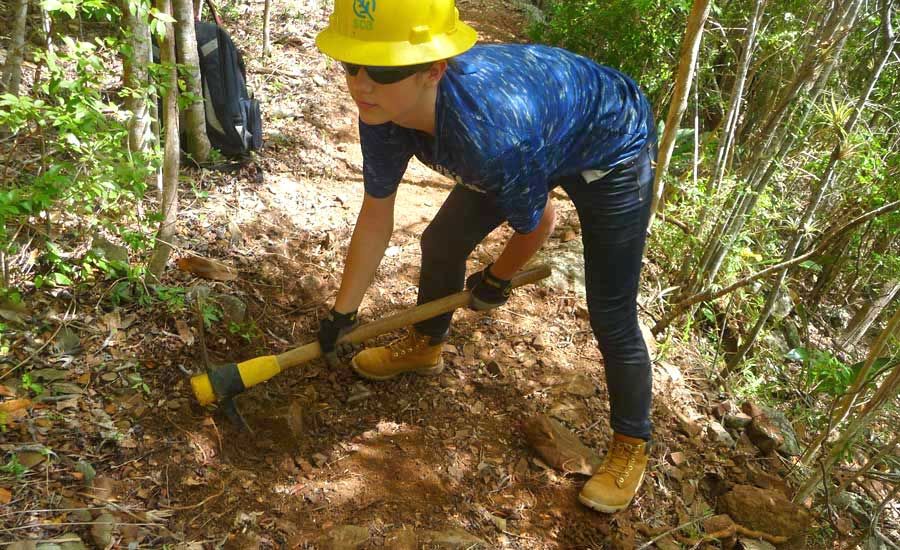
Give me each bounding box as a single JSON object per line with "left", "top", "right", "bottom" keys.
{"left": 341, "top": 62, "right": 433, "bottom": 85}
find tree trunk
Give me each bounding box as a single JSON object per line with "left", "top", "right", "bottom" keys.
{"left": 808, "top": 232, "right": 852, "bottom": 310}
{"left": 840, "top": 281, "right": 900, "bottom": 350}
{"left": 648, "top": 0, "right": 712, "bottom": 225}
{"left": 729, "top": 0, "right": 895, "bottom": 368}
{"left": 173, "top": 0, "right": 211, "bottom": 163}
{"left": 709, "top": 0, "right": 766, "bottom": 193}
{"left": 1, "top": 0, "right": 30, "bottom": 96}
{"left": 263, "top": 0, "right": 272, "bottom": 57}
{"left": 122, "top": 0, "right": 153, "bottom": 153}
{"left": 146, "top": 0, "right": 181, "bottom": 283}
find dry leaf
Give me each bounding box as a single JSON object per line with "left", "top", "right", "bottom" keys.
{"left": 0, "top": 487, "right": 11, "bottom": 504}
{"left": 175, "top": 320, "right": 195, "bottom": 345}
{"left": 176, "top": 256, "right": 238, "bottom": 281}
{"left": 0, "top": 398, "right": 32, "bottom": 414}
{"left": 0, "top": 385, "right": 16, "bottom": 398}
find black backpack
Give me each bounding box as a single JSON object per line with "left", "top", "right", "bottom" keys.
{"left": 194, "top": 22, "right": 262, "bottom": 156}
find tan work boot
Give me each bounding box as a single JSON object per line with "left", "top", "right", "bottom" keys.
{"left": 351, "top": 329, "right": 444, "bottom": 381}
{"left": 578, "top": 433, "right": 650, "bottom": 513}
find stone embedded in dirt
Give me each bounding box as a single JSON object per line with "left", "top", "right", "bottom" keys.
{"left": 346, "top": 383, "right": 372, "bottom": 403}
{"left": 312, "top": 453, "right": 328, "bottom": 468}
{"left": 384, "top": 528, "right": 418, "bottom": 550}
{"left": 655, "top": 536, "right": 681, "bottom": 550}
{"left": 724, "top": 412, "right": 753, "bottom": 430}
{"left": 639, "top": 321, "right": 657, "bottom": 356}
{"left": 718, "top": 484, "right": 811, "bottom": 539}
{"left": 761, "top": 406, "right": 801, "bottom": 457}
{"left": 741, "top": 401, "right": 785, "bottom": 454}
{"left": 669, "top": 451, "right": 687, "bottom": 466}
{"left": 287, "top": 400, "right": 305, "bottom": 438}
{"left": 31, "top": 368, "right": 69, "bottom": 382}
{"left": 738, "top": 538, "right": 776, "bottom": 550}
{"left": 299, "top": 274, "right": 325, "bottom": 299}
{"left": 90, "top": 512, "right": 116, "bottom": 549}
{"left": 708, "top": 420, "right": 736, "bottom": 448}
{"left": 703, "top": 513, "right": 736, "bottom": 534}
{"left": 673, "top": 409, "right": 703, "bottom": 438}
{"left": 532, "top": 333, "right": 548, "bottom": 350}
{"left": 548, "top": 398, "right": 590, "bottom": 427}
{"left": 711, "top": 401, "right": 734, "bottom": 419}
{"left": 317, "top": 525, "right": 369, "bottom": 550}
{"left": 420, "top": 528, "right": 487, "bottom": 548}
{"left": 522, "top": 414, "right": 601, "bottom": 475}
{"left": 215, "top": 294, "right": 247, "bottom": 325}
{"left": 553, "top": 373, "right": 595, "bottom": 397}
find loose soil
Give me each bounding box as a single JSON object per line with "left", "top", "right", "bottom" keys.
{"left": 1, "top": 1, "right": 869, "bottom": 548}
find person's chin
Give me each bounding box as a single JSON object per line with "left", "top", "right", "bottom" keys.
{"left": 358, "top": 109, "right": 390, "bottom": 126}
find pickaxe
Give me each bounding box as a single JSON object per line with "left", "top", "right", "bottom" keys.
{"left": 190, "top": 264, "right": 551, "bottom": 427}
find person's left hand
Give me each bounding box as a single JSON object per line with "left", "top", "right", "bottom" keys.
{"left": 466, "top": 264, "right": 512, "bottom": 311}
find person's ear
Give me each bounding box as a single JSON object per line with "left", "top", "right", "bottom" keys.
{"left": 423, "top": 60, "right": 448, "bottom": 88}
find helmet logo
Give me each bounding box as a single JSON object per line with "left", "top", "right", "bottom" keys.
{"left": 353, "top": 0, "right": 375, "bottom": 27}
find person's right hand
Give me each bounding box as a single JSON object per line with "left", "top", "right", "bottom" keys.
{"left": 318, "top": 308, "right": 359, "bottom": 368}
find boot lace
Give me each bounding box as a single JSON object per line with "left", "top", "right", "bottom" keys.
{"left": 388, "top": 330, "right": 430, "bottom": 359}
{"left": 597, "top": 440, "right": 642, "bottom": 488}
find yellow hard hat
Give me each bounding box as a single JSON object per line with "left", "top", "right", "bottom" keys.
{"left": 316, "top": 0, "right": 478, "bottom": 67}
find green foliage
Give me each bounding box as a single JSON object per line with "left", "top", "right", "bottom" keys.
{"left": 0, "top": 455, "right": 27, "bottom": 478}
{"left": 528, "top": 0, "right": 690, "bottom": 103}
{"left": 786, "top": 347, "right": 897, "bottom": 397}
{"left": 20, "top": 373, "right": 44, "bottom": 396}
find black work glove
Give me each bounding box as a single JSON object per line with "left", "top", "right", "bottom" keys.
{"left": 466, "top": 264, "right": 512, "bottom": 311}
{"left": 318, "top": 308, "right": 359, "bottom": 368}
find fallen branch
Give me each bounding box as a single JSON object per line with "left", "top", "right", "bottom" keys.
{"left": 653, "top": 199, "right": 900, "bottom": 334}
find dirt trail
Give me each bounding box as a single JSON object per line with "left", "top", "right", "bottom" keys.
{"left": 1, "top": 1, "right": 812, "bottom": 549}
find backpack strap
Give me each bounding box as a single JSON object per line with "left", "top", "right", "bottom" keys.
{"left": 203, "top": 0, "right": 224, "bottom": 26}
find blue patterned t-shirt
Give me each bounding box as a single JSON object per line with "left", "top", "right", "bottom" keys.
{"left": 359, "top": 44, "right": 654, "bottom": 233}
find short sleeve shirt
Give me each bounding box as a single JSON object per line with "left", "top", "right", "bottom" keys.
{"left": 360, "top": 44, "right": 654, "bottom": 233}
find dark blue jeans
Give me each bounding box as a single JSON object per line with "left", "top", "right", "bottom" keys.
{"left": 415, "top": 142, "right": 656, "bottom": 440}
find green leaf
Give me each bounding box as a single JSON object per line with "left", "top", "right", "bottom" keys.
{"left": 799, "top": 260, "right": 822, "bottom": 272}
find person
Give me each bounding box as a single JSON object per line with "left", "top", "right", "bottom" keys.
{"left": 314, "top": 0, "right": 657, "bottom": 513}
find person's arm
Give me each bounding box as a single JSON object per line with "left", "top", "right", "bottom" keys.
{"left": 332, "top": 191, "right": 397, "bottom": 313}
{"left": 490, "top": 196, "right": 556, "bottom": 279}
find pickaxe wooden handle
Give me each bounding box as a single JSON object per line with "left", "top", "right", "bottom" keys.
{"left": 191, "top": 264, "right": 551, "bottom": 406}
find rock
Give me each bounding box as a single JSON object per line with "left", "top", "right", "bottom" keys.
{"left": 554, "top": 373, "right": 595, "bottom": 397}
{"left": 346, "top": 383, "right": 371, "bottom": 403}
{"left": 738, "top": 539, "right": 776, "bottom": 550}
{"left": 215, "top": 294, "right": 247, "bottom": 325}
{"left": 299, "top": 274, "right": 325, "bottom": 298}
{"left": 708, "top": 420, "right": 736, "bottom": 448}
{"left": 420, "top": 529, "right": 487, "bottom": 548}
{"left": 639, "top": 321, "right": 657, "bottom": 356}
{"left": 384, "top": 528, "right": 418, "bottom": 550}
{"left": 532, "top": 333, "right": 547, "bottom": 350}
{"left": 52, "top": 328, "right": 81, "bottom": 354}
{"left": 711, "top": 401, "right": 734, "bottom": 419}
{"left": 30, "top": 369, "right": 68, "bottom": 382}
{"left": 669, "top": 452, "right": 687, "bottom": 466}
{"left": 311, "top": 453, "right": 328, "bottom": 468}
{"left": 723, "top": 413, "right": 752, "bottom": 430}
{"left": 534, "top": 239, "right": 586, "bottom": 299}
{"left": 7, "top": 542, "right": 36, "bottom": 550}
{"left": 522, "top": 414, "right": 601, "bottom": 475}
{"left": 702, "top": 513, "right": 735, "bottom": 534}
{"left": 772, "top": 288, "right": 793, "bottom": 321}
{"left": 742, "top": 402, "right": 784, "bottom": 454}
{"left": 548, "top": 398, "right": 590, "bottom": 426}
{"left": 718, "top": 484, "right": 810, "bottom": 539}
{"left": 90, "top": 513, "right": 116, "bottom": 548}
{"left": 90, "top": 234, "right": 129, "bottom": 264}
{"left": 761, "top": 406, "right": 801, "bottom": 457}
{"left": 317, "top": 525, "right": 369, "bottom": 550}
